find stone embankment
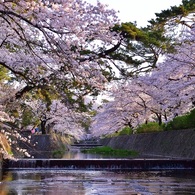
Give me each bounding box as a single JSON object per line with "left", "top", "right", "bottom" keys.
{"left": 99, "top": 129, "right": 195, "bottom": 159}
{"left": 29, "top": 133, "right": 73, "bottom": 158}
{"left": 17, "top": 132, "right": 73, "bottom": 158}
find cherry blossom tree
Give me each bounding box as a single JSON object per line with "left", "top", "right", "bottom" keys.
{"left": 25, "top": 99, "right": 87, "bottom": 139}
{"left": 90, "top": 81, "right": 148, "bottom": 137}
{"left": 90, "top": 25, "right": 195, "bottom": 137}
{"left": 0, "top": 0, "right": 122, "bottom": 157}
{"left": 156, "top": 25, "right": 195, "bottom": 114}
{"left": 0, "top": 0, "right": 121, "bottom": 104}
{"left": 0, "top": 83, "right": 34, "bottom": 158}
{"left": 1, "top": 0, "right": 194, "bottom": 155}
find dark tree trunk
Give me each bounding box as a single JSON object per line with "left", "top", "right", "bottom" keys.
{"left": 157, "top": 114, "right": 162, "bottom": 125}
{"left": 40, "top": 119, "right": 47, "bottom": 134}
{"left": 164, "top": 112, "right": 168, "bottom": 122}
{"left": 127, "top": 121, "right": 133, "bottom": 128}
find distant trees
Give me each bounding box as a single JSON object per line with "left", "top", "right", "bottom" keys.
{"left": 25, "top": 99, "right": 87, "bottom": 139}
{"left": 90, "top": 1, "right": 195, "bottom": 137}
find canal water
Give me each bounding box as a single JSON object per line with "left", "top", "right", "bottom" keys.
{"left": 1, "top": 148, "right": 195, "bottom": 194}
{"left": 62, "top": 148, "right": 121, "bottom": 159}
{"left": 0, "top": 169, "right": 195, "bottom": 194}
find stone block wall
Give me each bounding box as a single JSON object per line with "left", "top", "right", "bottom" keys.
{"left": 99, "top": 129, "right": 195, "bottom": 159}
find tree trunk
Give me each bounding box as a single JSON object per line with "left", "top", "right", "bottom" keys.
{"left": 127, "top": 121, "right": 133, "bottom": 128}
{"left": 40, "top": 120, "right": 47, "bottom": 134}
{"left": 157, "top": 114, "right": 162, "bottom": 125}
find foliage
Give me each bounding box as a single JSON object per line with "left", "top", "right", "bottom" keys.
{"left": 0, "top": 0, "right": 195, "bottom": 158}
{"left": 0, "top": 0, "right": 123, "bottom": 146}
{"left": 0, "top": 65, "right": 10, "bottom": 83}
{"left": 165, "top": 108, "right": 195, "bottom": 130}
{"left": 0, "top": 0, "right": 121, "bottom": 104}
{"left": 90, "top": 21, "right": 195, "bottom": 137}
{"left": 24, "top": 99, "right": 88, "bottom": 139}
{"left": 21, "top": 106, "right": 35, "bottom": 127}
{"left": 82, "top": 146, "right": 138, "bottom": 157}
{"left": 118, "top": 126, "right": 133, "bottom": 135}
{"left": 188, "top": 109, "right": 195, "bottom": 127}
{"left": 104, "top": 126, "right": 133, "bottom": 138}
{"left": 135, "top": 122, "right": 164, "bottom": 133}
{"left": 52, "top": 148, "right": 66, "bottom": 159}
{"left": 111, "top": 22, "right": 172, "bottom": 75}
{"left": 149, "top": 0, "right": 195, "bottom": 27}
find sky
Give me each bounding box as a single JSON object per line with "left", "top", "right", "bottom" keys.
{"left": 87, "top": 0, "right": 182, "bottom": 27}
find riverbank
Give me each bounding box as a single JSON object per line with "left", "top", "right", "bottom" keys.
{"left": 29, "top": 133, "right": 74, "bottom": 158}
{"left": 14, "top": 132, "right": 74, "bottom": 158}
{"left": 99, "top": 129, "right": 195, "bottom": 159}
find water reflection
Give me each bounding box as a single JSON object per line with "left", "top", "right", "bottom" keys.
{"left": 62, "top": 148, "right": 135, "bottom": 159}
{"left": 63, "top": 148, "right": 106, "bottom": 159}
{"left": 0, "top": 169, "right": 195, "bottom": 195}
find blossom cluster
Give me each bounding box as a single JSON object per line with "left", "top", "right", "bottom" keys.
{"left": 91, "top": 26, "right": 195, "bottom": 137}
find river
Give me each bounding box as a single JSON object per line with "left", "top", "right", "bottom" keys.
{"left": 0, "top": 169, "right": 195, "bottom": 194}
{"left": 1, "top": 147, "right": 195, "bottom": 194}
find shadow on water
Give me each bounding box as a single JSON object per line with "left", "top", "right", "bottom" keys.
{"left": 62, "top": 145, "right": 139, "bottom": 160}
{"left": 0, "top": 169, "right": 195, "bottom": 195}
{"left": 62, "top": 148, "right": 122, "bottom": 159}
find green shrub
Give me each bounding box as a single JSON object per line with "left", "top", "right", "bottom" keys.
{"left": 165, "top": 108, "right": 195, "bottom": 130}
{"left": 52, "top": 145, "right": 67, "bottom": 158}
{"left": 187, "top": 108, "right": 195, "bottom": 128}
{"left": 103, "top": 126, "right": 133, "bottom": 138}
{"left": 82, "top": 146, "right": 138, "bottom": 157}
{"left": 166, "top": 115, "right": 189, "bottom": 130}
{"left": 52, "top": 150, "right": 64, "bottom": 158}
{"left": 118, "top": 126, "right": 133, "bottom": 135}
{"left": 135, "top": 122, "right": 164, "bottom": 133}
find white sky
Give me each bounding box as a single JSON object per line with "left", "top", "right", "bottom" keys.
{"left": 87, "top": 0, "right": 182, "bottom": 27}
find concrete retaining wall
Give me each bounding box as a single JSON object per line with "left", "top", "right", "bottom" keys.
{"left": 29, "top": 133, "right": 73, "bottom": 158}
{"left": 99, "top": 129, "right": 195, "bottom": 159}
{"left": 30, "top": 134, "right": 51, "bottom": 158}
{"left": 16, "top": 133, "right": 73, "bottom": 158}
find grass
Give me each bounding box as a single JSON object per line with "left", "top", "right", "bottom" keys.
{"left": 135, "top": 122, "right": 164, "bottom": 133}
{"left": 52, "top": 144, "right": 67, "bottom": 158}
{"left": 52, "top": 149, "right": 65, "bottom": 158}
{"left": 81, "top": 146, "right": 138, "bottom": 157}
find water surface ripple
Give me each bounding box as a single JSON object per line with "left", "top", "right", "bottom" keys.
{"left": 1, "top": 169, "right": 195, "bottom": 195}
